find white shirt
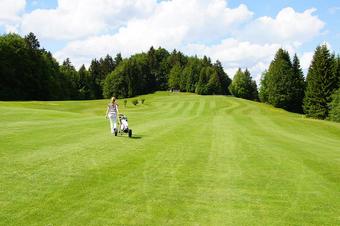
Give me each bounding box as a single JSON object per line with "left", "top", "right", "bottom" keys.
{"left": 108, "top": 103, "right": 118, "bottom": 115}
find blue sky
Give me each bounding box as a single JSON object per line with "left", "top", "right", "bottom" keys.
{"left": 0, "top": 0, "right": 339, "bottom": 80}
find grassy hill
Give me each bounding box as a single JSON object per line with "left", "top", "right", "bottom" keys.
{"left": 1, "top": 92, "right": 339, "bottom": 225}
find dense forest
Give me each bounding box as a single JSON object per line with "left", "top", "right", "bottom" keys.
{"left": 0, "top": 33, "right": 339, "bottom": 121}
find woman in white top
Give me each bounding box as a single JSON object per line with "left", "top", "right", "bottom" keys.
{"left": 105, "top": 96, "right": 119, "bottom": 134}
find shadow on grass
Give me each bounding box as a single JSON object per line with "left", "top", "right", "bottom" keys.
{"left": 115, "top": 134, "right": 143, "bottom": 139}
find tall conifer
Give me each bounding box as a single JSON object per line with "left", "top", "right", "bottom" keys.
{"left": 303, "top": 45, "right": 337, "bottom": 119}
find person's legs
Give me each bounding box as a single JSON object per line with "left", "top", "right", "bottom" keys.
{"left": 109, "top": 113, "right": 117, "bottom": 133}
{"left": 113, "top": 114, "right": 117, "bottom": 130}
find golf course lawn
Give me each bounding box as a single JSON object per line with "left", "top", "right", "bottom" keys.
{"left": 1, "top": 91, "right": 339, "bottom": 225}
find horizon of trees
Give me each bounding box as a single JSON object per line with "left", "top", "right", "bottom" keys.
{"left": 1, "top": 32, "right": 340, "bottom": 122}
{"left": 103, "top": 47, "right": 232, "bottom": 99}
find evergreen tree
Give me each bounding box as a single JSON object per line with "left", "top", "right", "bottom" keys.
{"left": 100, "top": 54, "right": 115, "bottom": 78}
{"left": 0, "top": 33, "right": 77, "bottom": 100}
{"left": 89, "top": 59, "right": 103, "bottom": 99}
{"left": 181, "top": 57, "right": 201, "bottom": 93}
{"left": 103, "top": 61, "right": 128, "bottom": 99}
{"left": 303, "top": 45, "right": 338, "bottom": 119}
{"left": 328, "top": 88, "right": 340, "bottom": 122}
{"left": 24, "top": 32, "right": 40, "bottom": 49}
{"left": 147, "top": 47, "right": 170, "bottom": 90}
{"left": 179, "top": 67, "right": 187, "bottom": 92}
{"left": 167, "top": 49, "right": 188, "bottom": 68}
{"left": 114, "top": 53, "right": 123, "bottom": 66}
{"left": 182, "top": 64, "right": 194, "bottom": 92}
{"left": 202, "top": 56, "right": 212, "bottom": 67}
{"left": 290, "top": 54, "right": 306, "bottom": 113}
{"left": 251, "top": 80, "right": 259, "bottom": 101}
{"left": 260, "top": 49, "right": 305, "bottom": 113}
{"left": 229, "top": 68, "right": 257, "bottom": 100}
{"left": 334, "top": 55, "right": 340, "bottom": 86}
{"left": 60, "top": 58, "right": 78, "bottom": 99}
{"left": 259, "top": 71, "right": 269, "bottom": 103}
{"left": 244, "top": 69, "right": 258, "bottom": 100}
{"left": 213, "top": 60, "right": 231, "bottom": 95}
{"left": 131, "top": 53, "right": 155, "bottom": 94}
{"left": 266, "top": 49, "right": 294, "bottom": 109}
{"left": 206, "top": 70, "right": 221, "bottom": 95}
{"left": 168, "top": 65, "right": 182, "bottom": 91}
{"left": 229, "top": 68, "right": 243, "bottom": 97}
{"left": 78, "top": 65, "right": 94, "bottom": 99}
{"left": 260, "top": 50, "right": 305, "bottom": 112}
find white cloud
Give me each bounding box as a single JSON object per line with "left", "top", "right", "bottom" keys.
{"left": 5, "top": 24, "right": 19, "bottom": 33}
{"left": 20, "top": 0, "right": 157, "bottom": 40}
{"left": 235, "top": 7, "right": 325, "bottom": 44}
{"left": 26, "top": 0, "right": 324, "bottom": 83}
{"left": 55, "top": 0, "right": 254, "bottom": 66}
{"left": 300, "top": 51, "right": 313, "bottom": 72}
{"left": 0, "top": 0, "right": 25, "bottom": 27}
{"left": 184, "top": 38, "right": 287, "bottom": 82}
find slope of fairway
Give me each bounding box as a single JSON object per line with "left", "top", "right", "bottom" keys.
{"left": 1, "top": 92, "right": 339, "bottom": 225}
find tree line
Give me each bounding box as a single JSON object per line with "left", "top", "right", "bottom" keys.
{"left": 1, "top": 33, "right": 339, "bottom": 122}
{"left": 103, "top": 47, "right": 232, "bottom": 98}
{"left": 259, "top": 46, "right": 340, "bottom": 122}
{"left": 0, "top": 33, "right": 232, "bottom": 101}
{"left": 0, "top": 33, "right": 122, "bottom": 100}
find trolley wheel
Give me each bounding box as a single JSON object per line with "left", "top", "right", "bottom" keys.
{"left": 128, "top": 129, "right": 132, "bottom": 138}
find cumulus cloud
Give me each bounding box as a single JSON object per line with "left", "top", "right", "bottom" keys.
{"left": 234, "top": 7, "right": 325, "bottom": 45}
{"left": 1, "top": 0, "right": 323, "bottom": 83}
{"left": 55, "top": 0, "right": 254, "bottom": 65}
{"left": 20, "top": 0, "right": 157, "bottom": 40}
{"left": 300, "top": 51, "right": 313, "bottom": 72}
{"left": 185, "top": 39, "right": 299, "bottom": 82}
{"left": 0, "top": 0, "right": 25, "bottom": 29}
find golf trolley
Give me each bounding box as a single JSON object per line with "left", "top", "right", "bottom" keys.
{"left": 115, "top": 113, "right": 132, "bottom": 137}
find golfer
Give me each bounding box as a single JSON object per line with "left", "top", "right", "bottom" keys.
{"left": 105, "top": 96, "right": 119, "bottom": 134}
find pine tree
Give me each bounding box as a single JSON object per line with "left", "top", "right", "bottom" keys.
{"left": 229, "top": 68, "right": 243, "bottom": 97}
{"left": 114, "top": 53, "right": 123, "bottom": 66}
{"left": 206, "top": 70, "right": 221, "bottom": 95}
{"left": 259, "top": 71, "right": 269, "bottom": 103}
{"left": 196, "top": 67, "right": 210, "bottom": 95}
{"left": 213, "top": 60, "right": 231, "bottom": 95}
{"left": 251, "top": 80, "right": 259, "bottom": 101}
{"left": 334, "top": 55, "right": 340, "bottom": 86}
{"left": 328, "top": 88, "right": 340, "bottom": 122}
{"left": 266, "top": 48, "right": 294, "bottom": 109}
{"left": 60, "top": 58, "right": 78, "bottom": 99}
{"left": 89, "top": 59, "right": 103, "bottom": 99}
{"left": 78, "top": 65, "right": 94, "bottom": 99}
{"left": 260, "top": 50, "right": 305, "bottom": 112}
{"left": 290, "top": 54, "right": 305, "bottom": 113}
{"left": 24, "top": 32, "right": 40, "bottom": 49}
{"left": 303, "top": 45, "right": 338, "bottom": 119}
{"left": 101, "top": 55, "right": 115, "bottom": 78}
{"left": 168, "top": 65, "right": 182, "bottom": 91}
{"left": 229, "top": 68, "right": 257, "bottom": 100}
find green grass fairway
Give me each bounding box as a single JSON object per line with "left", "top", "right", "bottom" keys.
{"left": 1, "top": 92, "right": 340, "bottom": 225}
